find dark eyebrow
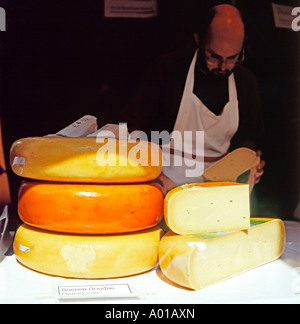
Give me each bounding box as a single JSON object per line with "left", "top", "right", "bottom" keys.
{"left": 227, "top": 53, "right": 240, "bottom": 59}
{"left": 209, "top": 49, "right": 240, "bottom": 60}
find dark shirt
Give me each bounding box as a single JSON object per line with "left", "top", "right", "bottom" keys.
{"left": 194, "top": 64, "right": 229, "bottom": 116}
{"left": 121, "top": 47, "right": 264, "bottom": 151}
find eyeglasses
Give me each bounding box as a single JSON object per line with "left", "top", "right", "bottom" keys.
{"left": 204, "top": 48, "right": 245, "bottom": 68}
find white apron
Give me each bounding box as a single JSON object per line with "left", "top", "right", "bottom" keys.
{"left": 162, "top": 50, "right": 239, "bottom": 186}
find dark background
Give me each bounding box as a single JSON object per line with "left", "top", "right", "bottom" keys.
{"left": 0, "top": 0, "right": 299, "bottom": 229}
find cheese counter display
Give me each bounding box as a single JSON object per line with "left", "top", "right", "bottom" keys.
{"left": 10, "top": 137, "right": 162, "bottom": 183}
{"left": 159, "top": 218, "right": 286, "bottom": 290}
{"left": 14, "top": 225, "right": 163, "bottom": 279}
{"left": 18, "top": 181, "right": 164, "bottom": 234}
{"left": 7, "top": 133, "right": 290, "bottom": 299}
{"left": 164, "top": 182, "right": 250, "bottom": 235}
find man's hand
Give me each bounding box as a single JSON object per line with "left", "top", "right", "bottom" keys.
{"left": 254, "top": 150, "right": 266, "bottom": 184}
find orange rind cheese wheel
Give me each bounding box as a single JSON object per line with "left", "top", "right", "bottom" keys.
{"left": 10, "top": 137, "right": 162, "bottom": 183}
{"left": 14, "top": 224, "right": 163, "bottom": 279}
{"left": 18, "top": 181, "right": 164, "bottom": 234}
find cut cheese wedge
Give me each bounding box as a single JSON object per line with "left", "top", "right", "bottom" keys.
{"left": 10, "top": 137, "right": 162, "bottom": 183}
{"left": 164, "top": 182, "right": 250, "bottom": 235}
{"left": 203, "top": 148, "right": 260, "bottom": 183}
{"left": 18, "top": 181, "right": 164, "bottom": 234}
{"left": 159, "top": 218, "right": 286, "bottom": 290}
{"left": 14, "top": 225, "right": 163, "bottom": 279}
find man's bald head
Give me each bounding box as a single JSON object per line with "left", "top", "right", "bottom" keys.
{"left": 194, "top": 4, "right": 245, "bottom": 77}
{"left": 207, "top": 4, "right": 245, "bottom": 56}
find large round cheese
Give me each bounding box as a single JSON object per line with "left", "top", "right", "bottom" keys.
{"left": 10, "top": 137, "right": 162, "bottom": 183}
{"left": 14, "top": 225, "right": 163, "bottom": 279}
{"left": 18, "top": 181, "right": 164, "bottom": 234}
{"left": 159, "top": 218, "right": 286, "bottom": 290}
{"left": 164, "top": 182, "right": 250, "bottom": 235}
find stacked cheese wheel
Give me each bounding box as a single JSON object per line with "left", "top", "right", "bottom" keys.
{"left": 159, "top": 182, "right": 286, "bottom": 290}
{"left": 11, "top": 137, "right": 164, "bottom": 279}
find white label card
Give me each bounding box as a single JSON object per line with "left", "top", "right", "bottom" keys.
{"left": 46, "top": 115, "right": 98, "bottom": 138}
{"left": 55, "top": 283, "right": 136, "bottom": 300}
{"left": 104, "top": 0, "right": 158, "bottom": 18}
{"left": 272, "top": 3, "right": 294, "bottom": 29}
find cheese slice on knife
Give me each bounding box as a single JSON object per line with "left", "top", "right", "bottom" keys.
{"left": 10, "top": 137, "right": 162, "bottom": 183}
{"left": 159, "top": 218, "right": 286, "bottom": 290}
{"left": 164, "top": 182, "right": 250, "bottom": 235}
{"left": 14, "top": 225, "right": 163, "bottom": 279}
{"left": 18, "top": 181, "right": 164, "bottom": 234}
{"left": 202, "top": 148, "right": 260, "bottom": 183}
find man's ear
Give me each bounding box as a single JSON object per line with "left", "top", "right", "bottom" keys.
{"left": 193, "top": 33, "right": 201, "bottom": 47}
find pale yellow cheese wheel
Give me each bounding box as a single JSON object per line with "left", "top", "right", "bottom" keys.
{"left": 14, "top": 225, "right": 163, "bottom": 279}
{"left": 10, "top": 137, "right": 162, "bottom": 183}
{"left": 159, "top": 218, "right": 286, "bottom": 290}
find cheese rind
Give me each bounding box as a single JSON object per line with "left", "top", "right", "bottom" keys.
{"left": 14, "top": 225, "right": 163, "bottom": 279}
{"left": 159, "top": 218, "right": 286, "bottom": 290}
{"left": 164, "top": 182, "right": 250, "bottom": 235}
{"left": 18, "top": 181, "right": 164, "bottom": 234}
{"left": 10, "top": 137, "right": 162, "bottom": 183}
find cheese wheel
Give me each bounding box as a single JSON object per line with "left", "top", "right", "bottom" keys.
{"left": 164, "top": 182, "right": 250, "bottom": 235}
{"left": 10, "top": 137, "right": 162, "bottom": 183}
{"left": 202, "top": 148, "right": 260, "bottom": 182}
{"left": 159, "top": 218, "right": 286, "bottom": 290}
{"left": 18, "top": 181, "right": 164, "bottom": 234}
{"left": 14, "top": 225, "right": 163, "bottom": 279}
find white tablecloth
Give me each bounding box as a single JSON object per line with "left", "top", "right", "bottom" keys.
{"left": 0, "top": 221, "right": 299, "bottom": 304}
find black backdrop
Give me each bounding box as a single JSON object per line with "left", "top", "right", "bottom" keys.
{"left": 0, "top": 0, "right": 299, "bottom": 229}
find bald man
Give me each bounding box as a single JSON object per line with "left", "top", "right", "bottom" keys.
{"left": 122, "top": 4, "right": 265, "bottom": 187}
